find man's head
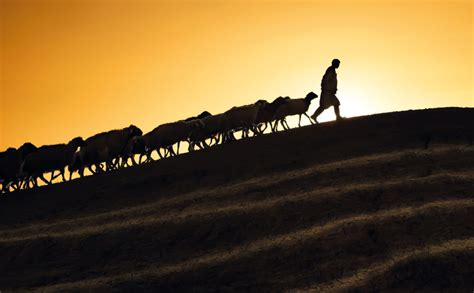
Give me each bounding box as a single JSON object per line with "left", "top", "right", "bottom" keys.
{"left": 331, "top": 58, "right": 340, "bottom": 68}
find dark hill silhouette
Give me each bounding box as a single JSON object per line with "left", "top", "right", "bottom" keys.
{"left": 0, "top": 107, "right": 473, "bottom": 291}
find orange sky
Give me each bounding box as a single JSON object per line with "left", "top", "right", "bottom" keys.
{"left": 1, "top": 0, "right": 472, "bottom": 150}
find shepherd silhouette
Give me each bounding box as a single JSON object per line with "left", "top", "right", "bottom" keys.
{"left": 311, "top": 59, "right": 343, "bottom": 123}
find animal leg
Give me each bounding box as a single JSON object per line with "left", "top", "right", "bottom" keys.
{"left": 276, "top": 120, "right": 283, "bottom": 131}
{"left": 94, "top": 163, "right": 101, "bottom": 172}
{"left": 24, "top": 178, "right": 31, "bottom": 189}
{"left": 253, "top": 125, "right": 263, "bottom": 136}
{"left": 176, "top": 141, "right": 180, "bottom": 155}
{"left": 1, "top": 182, "right": 8, "bottom": 193}
{"left": 131, "top": 155, "right": 138, "bottom": 165}
{"left": 4, "top": 181, "right": 13, "bottom": 192}
{"left": 213, "top": 136, "right": 219, "bottom": 145}
{"left": 50, "top": 170, "right": 57, "bottom": 181}
{"left": 16, "top": 181, "right": 24, "bottom": 190}
{"left": 249, "top": 126, "right": 255, "bottom": 136}
{"left": 298, "top": 115, "right": 302, "bottom": 127}
{"left": 2, "top": 182, "right": 11, "bottom": 193}
{"left": 32, "top": 177, "right": 39, "bottom": 187}
{"left": 119, "top": 157, "right": 126, "bottom": 168}
{"left": 23, "top": 178, "right": 33, "bottom": 189}
{"left": 107, "top": 160, "right": 116, "bottom": 171}
{"left": 251, "top": 125, "right": 259, "bottom": 136}
{"left": 157, "top": 148, "right": 165, "bottom": 159}
{"left": 116, "top": 158, "right": 123, "bottom": 168}
{"left": 87, "top": 165, "right": 95, "bottom": 175}
{"left": 9, "top": 181, "right": 18, "bottom": 191}
{"left": 20, "top": 178, "right": 28, "bottom": 189}
{"left": 95, "top": 163, "right": 104, "bottom": 173}
{"left": 167, "top": 146, "right": 175, "bottom": 157}
{"left": 283, "top": 119, "right": 290, "bottom": 130}
{"left": 144, "top": 151, "right": 153, "bottom": 162}
{"left": 304, "top": 113, "right": 314, "bottom": 125}
{"left": 39, "top": 174, "right": 50, "bottom": 185}
{"left": 226, "top": 132, "right": 232, "bottom": 143}
{"left": 106, "top": 161, "right": 113, "bottom": 171}
{"left": 22, "top": 178, "right": 30, "bottom": 189}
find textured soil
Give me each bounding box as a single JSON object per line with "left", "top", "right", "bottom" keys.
{"left": 0, "top": 107, "right": 473, "bottom": 292}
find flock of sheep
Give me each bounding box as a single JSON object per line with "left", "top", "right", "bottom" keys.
{"left": 0, "top": 92, "right": 318, "bottom": 193}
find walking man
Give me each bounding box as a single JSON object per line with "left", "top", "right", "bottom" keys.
{"left": 311, "top": 59, "right": 343, "bottom": 123}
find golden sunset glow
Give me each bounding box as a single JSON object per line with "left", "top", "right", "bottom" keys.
{"left": 1, "top": 0, "right": 472, "bottom": 150}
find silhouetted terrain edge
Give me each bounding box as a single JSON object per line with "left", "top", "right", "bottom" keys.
{"left": 0, "top": 107, "right": 473, "bottom": 292}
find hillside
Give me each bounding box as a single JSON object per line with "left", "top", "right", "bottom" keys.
{"left": 0, "top": 107, "right": 473, "bottom": 292}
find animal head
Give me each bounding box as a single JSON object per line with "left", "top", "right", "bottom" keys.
{"left": 271, "top": 96, "right": 289, "bottom": 107}
{"left": 273, "top": 96, "right": 289, "bottom": 103}
{"left": 197, "top": 111, "right": 212, "bottom": 119}
{"left": 128, "top": 125, "right": 143, "bottom": 137}
{"left": 69, "top": 137, "right": 86, "bottom": 148}
{"left": 305, "top": 92, "right": 318, "bottom": 102}
{"left": 255, "top": 100, "right": 268, "bottom": 108}
{"left": 254, "top": 99, "right": 269, "bottom": 113}
{"left": 18, "top": 142, "right": 37, "bottom": 158}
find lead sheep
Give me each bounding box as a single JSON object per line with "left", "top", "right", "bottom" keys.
{"left": 0, "top": 143, "right": 37, "bottom": 192}
{"left": 272, "top": 92, "right": 318, "bottom": 131}
{"left": 21, "top": 137, "right": 86, "bottom": 187}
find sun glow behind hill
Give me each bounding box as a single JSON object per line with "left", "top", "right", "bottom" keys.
{"left": 1, "top": 0, "right": 472, "bottom": 149}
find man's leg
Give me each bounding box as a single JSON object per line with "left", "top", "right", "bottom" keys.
{"left": 311, "top": 106, "right": 324, "bottom": 123}
{"left": 334, "top": 105, "right": 342, "bottom": 120}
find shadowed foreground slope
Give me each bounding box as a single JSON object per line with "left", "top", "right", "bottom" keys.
{"left": 0, "top": 108, "right": 473, "bottom": 292}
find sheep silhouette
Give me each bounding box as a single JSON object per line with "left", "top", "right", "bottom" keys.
{"left": 7, "top": 92, "right": 467, "bottom": 192}
{"left": 0, "top": 143, "right": 37, "bottom": 193}
{"left": 21, "top": 137, "right": 86, "bottom": 187}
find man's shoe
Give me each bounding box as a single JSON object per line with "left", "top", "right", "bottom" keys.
{"left": 310, "top": 114, "right": 319, "bottom": 124}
